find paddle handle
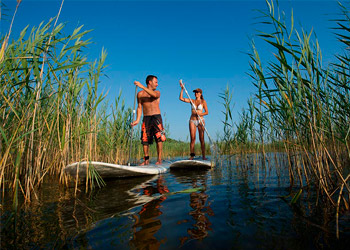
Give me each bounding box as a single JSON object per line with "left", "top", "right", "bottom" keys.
{"left": 128, "top": 86, "right": 138, "bottom": 166}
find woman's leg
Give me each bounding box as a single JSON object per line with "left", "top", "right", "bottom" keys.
{"left": 189, "top": 121, "right": 197, "bottom": 159}
{"left": 198, "top": 122, "right": 207, "bottom": 160}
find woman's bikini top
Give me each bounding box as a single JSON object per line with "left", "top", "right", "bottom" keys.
{"left": 191, "top": 102, "right": 203, "bottom": 111}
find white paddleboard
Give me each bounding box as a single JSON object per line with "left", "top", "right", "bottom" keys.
{"left": 65, "top": 161, "right": 170, "bottom": 178}
{"left": 170, "top": 159, "right": 213, "bottom": 169}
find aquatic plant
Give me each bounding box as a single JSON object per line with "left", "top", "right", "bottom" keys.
{"left": 0, "top": 1, "right": 197, "bottom": 206}
{"left": 220, "top": 0, "right": 350, "bottom": 237}
{"left": 0, "top": 1, "right": 133, "bottom": 204}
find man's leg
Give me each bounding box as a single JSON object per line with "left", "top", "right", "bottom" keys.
{"left": 140, "top": 144, "right": 150, "bottom": 165}
{"left": 156, "top": 141, "right": 163, "bottom": 164}
{"left": 140, "top": 116, "right": 151, "bottom": 165}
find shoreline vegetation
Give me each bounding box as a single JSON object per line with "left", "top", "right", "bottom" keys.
{"left": 0, "top": 0, "right": 207, "bottom": 203}
{"left": 217, "top": 0, "right": 350, "bottom": 237}
{"left": 0, "top": 0, "right": 349, "bottom": 236}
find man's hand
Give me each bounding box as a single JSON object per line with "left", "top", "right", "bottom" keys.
{"left": 131, "top": 120, "right": 139, "bottom": 127}
{"left": 134, "top": 81, "right": 143, "bottom": 88}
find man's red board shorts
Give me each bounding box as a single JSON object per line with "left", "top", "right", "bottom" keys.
{"left": 141, "top": 114, "right": 166, "bottom": 145}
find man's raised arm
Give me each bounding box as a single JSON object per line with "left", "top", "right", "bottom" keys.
{"left": 134, "top": 81, "right": 160, "bottom": 98}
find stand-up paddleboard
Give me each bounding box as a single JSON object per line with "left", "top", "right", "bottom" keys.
{"left": 170, "top": 159, "right": 213, "bottom": 169}
{"left": 65, "top": 161, "right": 170, "bottom": 178}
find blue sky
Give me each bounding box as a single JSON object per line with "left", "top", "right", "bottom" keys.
{"left": 2, "top": 0, "right": 342, "bottom": 141}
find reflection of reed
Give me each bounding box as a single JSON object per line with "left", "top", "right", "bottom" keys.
{"left": 130, "top": 176, "right": 168, "bottom": 249}
{"left": 1, "top": 175, "right": 165, "bottom": 249}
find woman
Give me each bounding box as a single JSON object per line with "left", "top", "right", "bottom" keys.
{"left": 179, "top": 80, "right": 208, "bottom": 160}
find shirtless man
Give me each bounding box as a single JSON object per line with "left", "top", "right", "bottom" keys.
{"left": 131, "top": 75, "right": 166, "bottom": 165}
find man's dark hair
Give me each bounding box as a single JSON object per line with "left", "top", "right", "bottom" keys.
{"left": 146, "top": 75, "right": 157, "bottom": 85}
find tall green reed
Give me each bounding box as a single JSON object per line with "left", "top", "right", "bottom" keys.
{"left": 219, "top": 84, "right": 235, "bottom": 154}
{"left": 0, "top": 13, "right": 131, "bottom": 203}
{"left": 220, "top": 0, "right": 350, "bottom": 236}
{"left": 0, "top": 2, "right": 212, "bottom": 206}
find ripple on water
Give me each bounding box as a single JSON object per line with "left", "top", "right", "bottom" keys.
{"left": 2, "top": 156, "right": 350, "bottom": 249}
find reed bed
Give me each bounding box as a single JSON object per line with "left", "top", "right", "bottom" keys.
{"left": 0, "top": 3, "right": 199, "bottom": 207}
{"left": 0, "top": 16, "right": 114, "bottom": 203}
{"left": 0, "top": 3, "right": 176, "bottom": 208}
{"left": 220, "top": 0, "right": 350, "bottom": 236}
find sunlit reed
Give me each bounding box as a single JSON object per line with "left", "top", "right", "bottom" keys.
{"left": 219, "top": 0, "right": 350, "bottom": 237}
{"left": 0, "top": 8, "right": 186, "bottom": 208}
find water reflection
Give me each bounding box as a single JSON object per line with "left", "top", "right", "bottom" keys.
{"left": 130, "top": 176, "right": 169, "bottom": 249}
{"left": 2, "top": 155, "right": 350, "bottom": 249}
{"left": 66, "top": 175, "right": 160, "bottom": 225}
{"left": 171, "top": 170, "right": 214, "bottom": 245}
{"left": 1, "top": 175, "right": 161, "bottom": 249}
{"left": 187, "top": 187, "right": 214, "bottom": 240}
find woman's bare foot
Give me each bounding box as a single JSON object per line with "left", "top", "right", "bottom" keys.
{"left": 202, "top": 157, "right": 208, "bottom": 160}
{"left": 155, "top": 160, "right": 162, "bottom": 165}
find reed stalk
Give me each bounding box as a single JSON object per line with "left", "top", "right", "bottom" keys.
{"left": 220, "top": 0, "right": 350, "bottom": 234}
{"left": 0, "top": 8, "right": 138, "bottom": 204}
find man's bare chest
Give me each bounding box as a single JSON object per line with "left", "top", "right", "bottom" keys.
{"left": 140, "top": 96, "right": 158, "bottom": 104}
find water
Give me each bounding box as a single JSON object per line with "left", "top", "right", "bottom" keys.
{"left": 1, "top": 157, "right": 350, "bottom": 249}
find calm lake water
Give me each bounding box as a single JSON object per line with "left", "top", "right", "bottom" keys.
{"left": 1, "top": 155, "right": 350, "bottom": 249}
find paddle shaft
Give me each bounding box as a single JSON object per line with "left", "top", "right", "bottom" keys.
{"left": 128, "top": 86, "right": 138, "bottom": 166}
{"left": 180, "top": 80, "right": 214, "bottom": 145}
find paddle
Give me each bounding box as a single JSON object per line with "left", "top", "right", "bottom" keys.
{"left": 179, "top": 79, "right": 219, "bottom": 159}
{"left": 149, "top": 187, "right": 206, "bottom": 200}
{"left": 128, "top": 86, "right": 138, "bottom": 166}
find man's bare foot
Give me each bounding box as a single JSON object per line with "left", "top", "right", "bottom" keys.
{"left": 202, "top": 157, "right": 208, "bottom": 160}
{"left": 189, "top": 153, "right": 195, "bottom": 160}
{"left": 139, "top": 160, "right": 149, "bottom": 166}
{"left": 155, "top": 160, "right": 162, "bottom": 165}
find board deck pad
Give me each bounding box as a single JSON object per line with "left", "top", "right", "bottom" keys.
{"left": 65, "top": 161, "right": 170, "bottom": 178}
{"left": 169, "top": 159, "right": 213, "bottom": 169}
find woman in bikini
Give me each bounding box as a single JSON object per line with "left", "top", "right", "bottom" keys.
{"left": 179, "top": 81, "right": 208, "bottom": 160}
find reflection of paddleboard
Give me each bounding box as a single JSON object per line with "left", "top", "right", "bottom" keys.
{"left": 125, "top": 175, "right": 159, "bottom": 207}
{"left": 170, "top": 159, "right": 213, "bottom": 169}
{"left": 64, "top": 161, "right": 170, "bottom": 178}
{"left": 61, "top": 175, "right": 159, "bottom": 221}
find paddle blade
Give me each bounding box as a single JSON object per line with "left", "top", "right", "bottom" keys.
{"left": 209, "top": 143, "right": 220, "bottom": 162}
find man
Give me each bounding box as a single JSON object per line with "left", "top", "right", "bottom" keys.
{"left": 131, "top": 75, "right": 166, "bottom": 165}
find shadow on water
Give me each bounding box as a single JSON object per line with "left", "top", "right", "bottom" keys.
{"left": 1, "top": 154, "right": 350, "bottom": 249}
